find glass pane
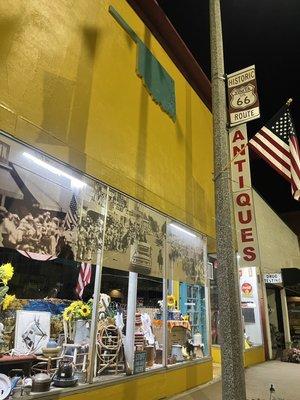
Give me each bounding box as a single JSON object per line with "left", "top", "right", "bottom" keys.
{"left": 209, "top": 255, "right": 220, "bottom": 345}
{"left": 94, "top": 267, "right": 128, "bottom": 381}
{"left": 104, "top": 189, "right": 165, "bottom": 279}
{"left": 239, "top": 267, "right": 263, "bottom": 347}
{"left": 136, "top": 273, "right": 164, "bottom": 371}
{"left": 166, "top": 221, "right": 208, "bottom": 365}
{"left": 0, "top": 133, "right": 108, "bottom": 386}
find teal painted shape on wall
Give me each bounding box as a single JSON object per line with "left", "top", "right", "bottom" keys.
{"left": 109, "top": 5, "right": 176, "bottom": 121}
{"left": 136, "top": 38, "right": 176, "bottom": 121}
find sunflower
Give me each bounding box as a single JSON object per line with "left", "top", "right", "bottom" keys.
{"left": 167, "top": 294, "right": 175, "bottom": 308}
{"left": 0, "top": 263, "right": 14, "bottom": 285}
{"left": 79, "top": 304, "right": 91, "bottom": 318}
{"left": 69, "top": 300, "right": 83, "bottom": 310}
{"left": 2, "top": 294, "right": 16, "bottom": 310}
{"left": 63, "top": 306, "right": 73, "bottom": 321}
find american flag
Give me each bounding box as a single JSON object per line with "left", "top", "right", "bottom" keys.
{"left": 249, "top": 105, "right": 300, "bottom": 200}
{"left": 76, "top": 262, "right": 92, "bottom": 298}
{"left": 65, "top": 194, "right": 78, "bottom": 229}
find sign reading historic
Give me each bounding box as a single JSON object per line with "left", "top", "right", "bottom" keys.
{"left": 227, "top": 65, "right": 260, "bottom": 126}
{"left": 229, "top": 124, "right": 260, "bottom": 268}
{"left": 264, "top": 273, "right": 282, "bottom": 284}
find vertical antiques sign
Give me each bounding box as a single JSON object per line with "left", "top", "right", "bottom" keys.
{"left": 229, "top": 124, "right": 261, "bottom": 268}
{"left": 227, "top": 65, "right": 260, "bottom": 126}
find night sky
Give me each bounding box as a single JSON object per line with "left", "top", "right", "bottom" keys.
{"left": 158, "top": 0, "right": 300, "bottom": 215}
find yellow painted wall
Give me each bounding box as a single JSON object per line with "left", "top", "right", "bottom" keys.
{"left": 211, "top": 345, "right": 222, "bottom": 364}
{"left": 51, "top": 361, "right": 213, "bottom": 400}
{"left": 244, "top": 346, "right": 265, "bottom": 368}
{"left": 211, "top": 345, "right": 265, "bottom": 367}
{"left": 0, "top": 0, "right": 215, "bottom": 238}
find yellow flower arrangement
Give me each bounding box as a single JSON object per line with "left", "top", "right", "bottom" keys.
{"left": 63, "top": 300, "right": 91, "bottom": 321}
{"left": 63, "top": 307, "right": 73, "bottom": 321}
{"left": 79, "top": 304, "right": 91, "bottom": 318}
{"left": 0, "top": 263, "right": 14, "bottom": 285}
{"left": 167, "top": 294, "right": 176, "bottom": 309}
{"left": 69, "top": 301, "right": 83, "bottom": 310}
{"left": 2, "top": 294, "right": 16, "bottom": 310}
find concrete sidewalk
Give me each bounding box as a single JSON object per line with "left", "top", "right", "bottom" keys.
{"left": 170, "top": 361, "right": 300, "bottom": 400}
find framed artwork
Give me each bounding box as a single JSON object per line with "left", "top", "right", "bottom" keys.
{"left": 14, "top": 310, "right": 51, "bottom": 354}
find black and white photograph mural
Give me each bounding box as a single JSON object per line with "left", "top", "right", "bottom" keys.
{"left": 167, "top": 222, "right": 206, "bottom": 285}
{"left": 0, "top": 134, "right": 106, "bottom": 264}
{"left": 104, "top": 189, "right": 166, "bottom": 277}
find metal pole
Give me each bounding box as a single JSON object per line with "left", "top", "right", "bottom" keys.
{"left": 209, "top": 1, "right": 246, "bottom": 399}
{"left": 124, "top": 271, "right": 138, "bottom": 373}
{"left": 88, "top": 188, "right": 109, "bottom": 383}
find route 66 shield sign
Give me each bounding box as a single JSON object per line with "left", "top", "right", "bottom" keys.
{"left": 230, "top": 84, "right": 257, "bottom": 110}
{"left": 227, "top": 65, "right": 260, "bottom": 126}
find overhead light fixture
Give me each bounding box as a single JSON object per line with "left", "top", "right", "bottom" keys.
{"left": 169, "top": 223, "right": 197, "bottom": 238}
{"left": 23, "top": 152, "right": 86, "bottom": 189}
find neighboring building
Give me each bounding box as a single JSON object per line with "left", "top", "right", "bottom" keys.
{"left": 254, "top": 192, "right": 300, "bottom": 358}
{"left": 211, "top": 190, "right": 300, "bottom": 363}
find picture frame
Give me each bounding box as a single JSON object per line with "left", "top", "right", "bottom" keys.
{"left": 14, "top": 310, "right": 51, "bottom": 355}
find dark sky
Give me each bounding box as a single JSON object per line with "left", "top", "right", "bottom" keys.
{"left": 158, "top": 0, "right": 300, "bottom": 215}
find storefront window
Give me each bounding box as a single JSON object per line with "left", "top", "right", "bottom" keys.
{"left": 209, "top": 255, "right": 220, "bottom": 345}
{"left": 95, "top": 267, "right": 128, "bottom": 381}
{"left": 166, "top": 222, "right": 209, "bottom": 365}
{"left": 0, "top": 133, "right": 106, "bottom": 386}
{"left": 239, "top": 267, "right": 263, "bottom": 347}
{"left": 210, "top": 261, "right": 263, "bottom": 349}
{"left": 0, "top": 133, "right": 210, "bottom": 396}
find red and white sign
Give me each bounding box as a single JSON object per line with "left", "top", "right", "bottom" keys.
{"left": 229, "top": 124, "right": 260, "bottom": 268}
{"left": 241, "top": 282, "right": 253, "bottom": 297}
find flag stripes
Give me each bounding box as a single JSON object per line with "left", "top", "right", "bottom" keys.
{"left": 65, "top": 194, "right": 78, "bottom": 230}
{"left": 249, "top": 105, "right": 300, "bottom": 200}
{"left": 76, "top": 262, "right": 92, "bottom": 298}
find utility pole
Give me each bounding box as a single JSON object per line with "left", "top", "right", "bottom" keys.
{"left": 209, "top": 1, "right": 247, "bottom": 399}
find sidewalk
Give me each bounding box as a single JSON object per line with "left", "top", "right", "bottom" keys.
{"left": 169, "top": 361, "right": 300, "bottom": 400}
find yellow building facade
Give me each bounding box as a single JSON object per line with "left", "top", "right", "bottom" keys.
{"left": 0, "top": 1, "right": 217, "bottom": 399}
{"left": 0, "top": 0, "right": 215, "bottom": 239}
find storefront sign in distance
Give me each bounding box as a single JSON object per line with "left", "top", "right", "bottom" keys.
{"left": 227, "top": 65, "right": 260, "bottom": 126}
{"left": 264, "top": 273, "right": 282, "bottom": 284}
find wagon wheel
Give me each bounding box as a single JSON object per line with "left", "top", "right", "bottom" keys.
{"left": 96, "top": 324, "right": 122, "bottom": 374}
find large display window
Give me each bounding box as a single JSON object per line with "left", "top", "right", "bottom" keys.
{"left": 210, "top": 259, "right": 263, "bottom": 350}
{"left": 239, "top": 267, "right": 263, "bottom": 348}
{"left": 0, "top": 132, "right": 210, "bottom": 397}
{"left": 166, "top": 222, "right": 209, "bottom": 365}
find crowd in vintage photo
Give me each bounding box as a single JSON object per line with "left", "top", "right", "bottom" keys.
{"left": 76, "top": 209, "right": 104, "bottom": 261}
{"left": 0, "top": 209, "right": 68, "bottom": 255}
{"left": 0, "top": 205, "right": 105, "bottom": 262}
{"left": 168, "top": 233, "right": 205, "bottom": 284}
{"left": 104, "top": 191, "right": 165, "bottom": 257}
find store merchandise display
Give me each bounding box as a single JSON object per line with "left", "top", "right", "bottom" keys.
{"left": 154, "top": 294, "right": 204, "bottom": 364}
{"left": 0, "top": 132, "right": 210, "bottom": 397}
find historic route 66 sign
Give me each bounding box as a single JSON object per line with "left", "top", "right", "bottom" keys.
{"left": 227, "top": 65, "right": 260, "bottom": 126}
{"left": 230, "top": 84, "right": 257, "bottom": 109}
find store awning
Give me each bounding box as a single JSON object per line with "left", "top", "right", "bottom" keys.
{"left": 14, "top": 165, "right": 73, "bottom": 212}
{"left": 0, "top": 167, "right": 23, "bottom": 199}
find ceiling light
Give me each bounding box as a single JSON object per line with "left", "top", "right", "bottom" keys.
{"left": 23, "top": 152, "right": 86, "bottom": 189}
{"left": 169, "top": 223, "right": 197, "bottom": 238}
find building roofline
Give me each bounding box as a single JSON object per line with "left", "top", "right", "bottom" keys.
{"left": 126, "top": 0, "right": 212, "bottom": 111}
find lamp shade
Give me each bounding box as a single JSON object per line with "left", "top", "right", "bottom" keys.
{"left": 109, "top": 289, "right": 123, "bottom": 299}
